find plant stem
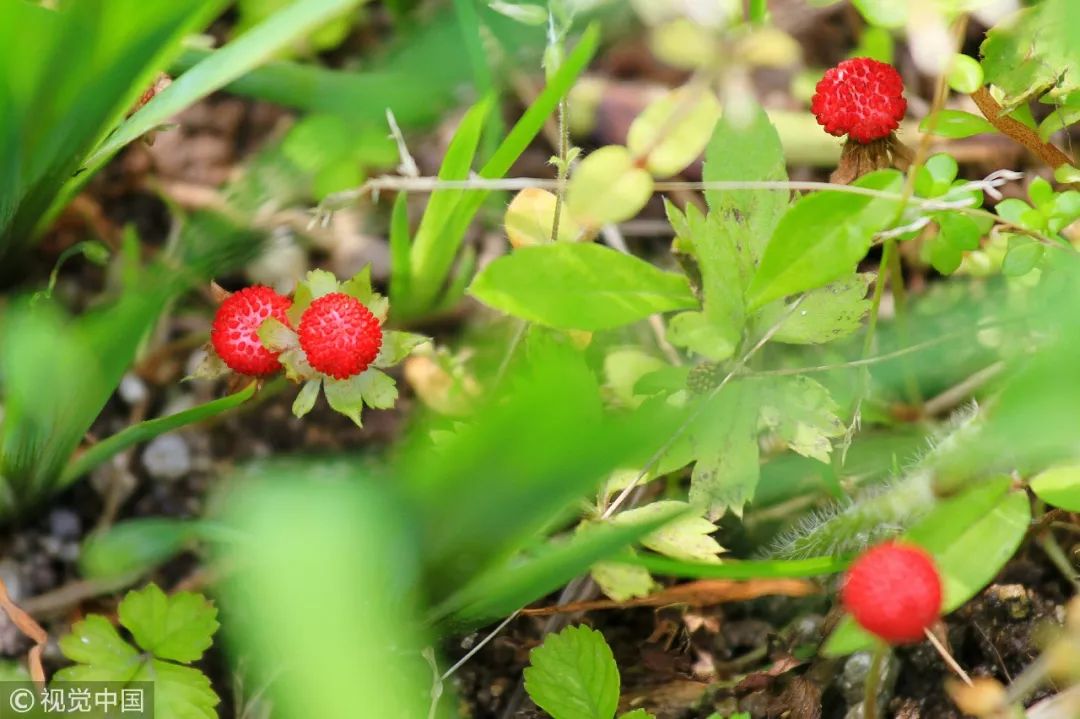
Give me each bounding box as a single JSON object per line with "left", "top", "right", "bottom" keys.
{"left": 863, "top": 643, "right": 887, "bottom": 719}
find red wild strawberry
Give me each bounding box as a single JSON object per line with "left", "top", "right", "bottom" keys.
{"left": 211, "top": 285, "right": 293, "bottom": 377}
{"left": 298, "top": 292, "right": 383, "bottom": 380}
{"left": 812, "top": 57, "right": 907, "bottom": 144}
{"left": 841, "top": 541, "right": 942, "bottom": 644}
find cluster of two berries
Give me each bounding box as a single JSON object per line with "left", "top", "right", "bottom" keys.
{"left": 211, "top": 285, "right": 383, "bottom": 381}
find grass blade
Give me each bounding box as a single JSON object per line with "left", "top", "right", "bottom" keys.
{"left": 60, "top": 383, "right": 257, "bottom": 487}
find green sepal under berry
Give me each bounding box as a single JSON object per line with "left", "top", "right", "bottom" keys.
{"left": 257, "top": 266, "right": 427, "bottom": 426}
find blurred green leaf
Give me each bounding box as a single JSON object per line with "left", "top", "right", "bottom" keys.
{"left": 524, "top": 625, "right": 619, "bottom": 719}
{"left": 1001, "top": 235, "right": 1044, "bottom": 277}
{"left": 920, "top": 110, "right": 996, "bottom": 138}
{"left": 1030, "top": 463, "right": 1080, "bottom": 511}
{"left": 566, "top": 145, "right": 654, "bottom": 227}
{"left": 80, "top": 518, "right": 201, "bottom": 582}
{"left": 627, "top": 87, "right": 721, "bottom": 178}
{"left": 469, "top": 243, "right": 698, "bottom": 331}
{"left": 947, "top": 53, "right": 983, "bottom": 94}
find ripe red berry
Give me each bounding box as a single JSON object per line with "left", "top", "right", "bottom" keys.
{"left": 841, "top": 541, "right": 942, "bottom": 644}
{"left": 211, "top": 286, "right": 292, "bottom": 377}
{"left": 811, "top": 58, "right": 907, "bottom": 144}
{"left": 298, "top": 293, "right": 383, "bottom": 380}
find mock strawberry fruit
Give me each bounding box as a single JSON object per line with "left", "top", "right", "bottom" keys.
{"left": 812, "top": 58, "right": 907, "bottom": 144}
{"left": 841, "top": 541, "right": 942, "bottom": 644}
{"left": 211, "top": 285, "right": 293, "bottom": 377}
{"left": 298, "top": 292, "right": 383, "bottom": 380}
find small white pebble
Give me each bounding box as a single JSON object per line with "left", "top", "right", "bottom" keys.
{"left": 142, "top": 434, "right": 192, "bottom": 481}
{"left": 118, "top": 373, "right": 149, "bottom": 405}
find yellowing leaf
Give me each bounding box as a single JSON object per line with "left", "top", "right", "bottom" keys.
{"left": 505, "top": 188, "right": 581, "bottom": 246}
{"left": 591, "top": 559, "right": 657, "bottom": 601}
{"left": 566, "top": 146, "right": 654, "bottom": 227}
{"left": 616, "top": 500, "right": 725, "bottom": 562}
{"left": 627, "top": 87, "right": 721, "bottom": 178}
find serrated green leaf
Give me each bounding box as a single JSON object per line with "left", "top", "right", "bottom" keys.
{"left": 119, "top": 583, "right": 218, "bottom": 664}
{"left": 374, "top": 331, "right": 428, "bottom": 368}
{"left": 920, "top": 110, "right": 996, "bottom": 138}
{"left": 591, "top": 558, "right": 657, "bottom": 601}
{"left": 355, "top": 368, "right": 398, "bottom": 409}
{"left": 746, "top": 170, "right": 902, "bottom": 310}
{"left": 615, "top": 500, "right": 723, "bottom": 562}
{"left": 666, "top": 204, "right": 752, "bottom": 360}
{"left": 981, "top": 2, "right": 1080, "bottom": 110}
{"left": 469, "top": 243, "right": 698, "bottom": 331}
{"left": 289, "top": 269, "right": 340, "bottom": 324}
{"left": 687, "top": 382, "right": 761, "bottom": 518}
{"left": 766, "top": 273, "right": 874, "bottom": 345}
{"left": 57, "top": 616, "right": 141, "bottom": 679}
{"left": 627, "top": 87, "right": 721, "bottom": 178}
{"left": 340, "top": 265, "right": 375, "bottom": 304}
{"left": 1030, "top": 463, "right": 1080, "bottom": 511}
{"left": 133, "top": 659, "right": 218, "bottom": 719}
{"left": 566, "top": 145, "right": 654, "bottom": 227}
{"left": 524, "top": 625, "right": 620, "bottom": 719}
{"left": 759, "top": 376, "right": 845, "bottom": 463}
{"left": 704, "top": 102, "right": 789, "bottom": 261}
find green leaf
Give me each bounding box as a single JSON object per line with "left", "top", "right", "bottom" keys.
{"left": 1030, "top": 463, "right": 1080, "bottom": 511}
{"left": 947, "top": 53, "right": 983, "bottom": 94}
{"left": 852, "top": 0, "right": 907, "bottom": 28}
{"left": 920, "top": 110, "right": 996, "bottom": 139}
{"left": 591, "top": 559, "right": 657, "bottom": 601}
{"left": 524, "top": 625, "right": 620, "bottom": 719}
{"left": 980, "top": 2, "right": 1080, "bottom": 111}
{"left": 433, "top": 502, "right": 683, "bottom": 629}
{"left": 505, "top": 188, "right": 581, "bottom": 246}
{"left": 567, "top": 145, "right": 655, "bottom": 227}
{"left": 60, "top": 383, "right": 256, "bottom": 487}
{"left": 400, "top": 24, "right": 600, "bottom": 316}
{"left": 704, "top": 102, "right": 789, "bottom": 261}
{"left": 936, "top": 212, "right": 983, "bottom": 252}
{"left": 375, "top": 331, "right": 428, "bottom": 368}
{"left": 292, "top": 379, "right": 322, "bottom": 418}
{"left": 1001, "top": 235, "right": 1045, "bottom": 277}
{"left": 56, "top": 616, "right": 142, "bottom": 680}
{"left": 666, "top": 203, "right": 752, "bottom": 360}
{"left": 766, "top": 273, "right": 874, "bottom": 345}
{"left": 759, "top": 376, "right": 845, "bottom": 463}
{"left": 469, "top": 243, "right": 698, "bottom": 331}
{"left": 603, "top": 348, "right": 668, "bottom": 409}
{"left": 118, "top": 583, "right": 219, "bottom": 664}
{"left": 746, "top": 170, "right": 903, "bottom": 311}
{"left": 409, "top": 95, "right": 492, "bottom": 284}
{"left": 133, "top": 660, "right": 218, "bottom": 719}
{"left": 80, "top": 519, "right": 199, "bottom": 582}
{"left": 687, "top": 381, "right": 761, "bottom": 518}
{"left": 627, "top": 87, "right": 721, "bottom": 178}
{"left": 615, "top": 500, "right": 723, "bottom": 562}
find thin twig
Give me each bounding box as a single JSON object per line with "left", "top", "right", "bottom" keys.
{"left": 924, "top": 626, "right": 974, "bottom": 687}
{"left": 439, "top": 610, "right": 521, "bottom": 682}
{"left": 0, "top": 577, "right": 48, "bottom": 685}
{"left": 922, "top": 362, "right": 1006, "bottom": 417}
